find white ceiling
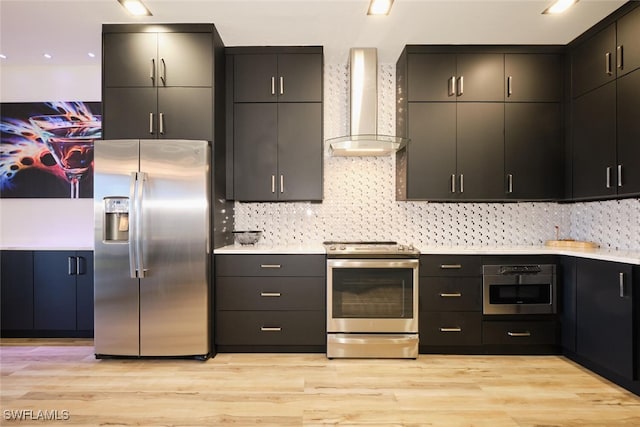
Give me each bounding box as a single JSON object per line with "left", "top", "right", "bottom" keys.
{"left": 0, "top": 0, "right": 628, "bottom": 66}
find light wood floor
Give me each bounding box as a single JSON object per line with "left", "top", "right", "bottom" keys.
{"left": 1, "top": 339, "right": 639, "bottom": 426}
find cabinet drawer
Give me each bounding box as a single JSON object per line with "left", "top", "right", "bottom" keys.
{"left": 420, "top": 255, "right": 482, "bottom": 277}
{"left": 215, "top": 311, "right": 326, "bottom": 346}
{"left": 215, "top": 254, "right": 325, "bottom": 277}
{"left": 216, "top": 277, "right": 325, "bottom": 311}
{"left": 420, "top": 312, "right": 482, "bottom": 346}
{"left": 483, "top": 321, "right": 558, "bottom": 346}
{"left": 421, "top": 277, "right": 482, "bottom": 311}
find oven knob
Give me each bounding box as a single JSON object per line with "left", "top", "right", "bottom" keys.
{"left": 398, "top": 245, "right": 405, "bottom": 251}
{"left": 339, "top": 245, "right": 346, "bottom": 250}
{"left": 329, "top": 245, "right": 336, "bottom": 251}
{"left": 408, "top": 244, "right": 415, "bottom": 251}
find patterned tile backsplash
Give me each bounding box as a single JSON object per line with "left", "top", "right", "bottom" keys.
{"left": 234, "top": 63, "right": 640, "bottom": 251}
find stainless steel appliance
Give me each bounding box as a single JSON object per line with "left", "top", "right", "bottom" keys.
{"left": 325, "top": 242, "right": 420, "bottom": 358}
{"left": 483, "top": 264, "right": 556, "bottom": 315}
{"left": 94, "top": 139, "right": 212, "bottom": 359}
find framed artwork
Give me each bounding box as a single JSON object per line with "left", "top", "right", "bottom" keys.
{"left": 0, "top": 101, "right": 101, "bottom": 198}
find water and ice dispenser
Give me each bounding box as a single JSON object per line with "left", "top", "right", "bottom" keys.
{"left": 104, "top": 197, "right": 129, "bottom": 242}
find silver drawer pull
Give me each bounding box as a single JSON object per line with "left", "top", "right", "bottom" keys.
{"left": 440, "top": 327, "right": 462, "bottom": 333}
{"left": 439, "top": 292, "right": 462, "bottom": 298}
{"left": 260, "top": 292, "right": 281, "bottom": 297}
{"left": 440, "top": 264, "right": 462, "bottom": 269}
{"left": 260, "top": 264, "right": 282, "bottom": 269}
{"left": 507, "top": 331, "right": 531, "bottom": 337}
{"left": 261, "top": 327, "right": 282, "bottom": 332}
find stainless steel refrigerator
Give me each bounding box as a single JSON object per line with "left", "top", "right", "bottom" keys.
{"left": 94, "top": 139, "right": 212, "bottom": 359}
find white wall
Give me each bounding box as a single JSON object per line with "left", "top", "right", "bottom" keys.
{"left": 0, "top": 64, "right": 100, "bottom": 249}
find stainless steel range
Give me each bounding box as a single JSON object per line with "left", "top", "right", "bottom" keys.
{"left": 325, "top": 241, "right": 420, "bottom": 359}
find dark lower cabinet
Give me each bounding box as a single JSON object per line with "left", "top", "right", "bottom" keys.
{"left": 421, "top": 312, "right": 482, "bottom": 346}
{"left": 1, "top": 251, "right": 34, "bottom": 331}
{"left": 482, "top": 320, "right": 558, "bottom": 346}
{"left": 576, "top": 258, "right": 634, "bottom": 380}
{"left": 0, "top": 250, "right": 93, "bottom": 337}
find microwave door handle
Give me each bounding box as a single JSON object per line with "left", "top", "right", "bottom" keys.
{"left": 128, "top": 172, "right": 139, "bottom": 279}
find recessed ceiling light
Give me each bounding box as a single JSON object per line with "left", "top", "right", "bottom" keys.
{"left": 88, "top": 52, "right": 96, "bottom": 58}
{"left": 117, "top": 0, "right": 152, "bottom": 16}
{"left": 368, "top": 0, "right": 394, "bottom": 16}
{"left": 542, "top": 0, "right": 579, "bottom": 15}
{"left": 43, "top": 53, "right": 52, "bottom": 59}
{"left": 0, "top": 54, "right": 6, "bottom": 59}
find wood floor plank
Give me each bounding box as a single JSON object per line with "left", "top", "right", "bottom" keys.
{"left": 1, "top": 339, "right": 639, "bottom": 426}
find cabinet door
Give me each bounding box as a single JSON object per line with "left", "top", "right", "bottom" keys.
{"left": 616, "top": 69, "right": 640, "bottom": 196}
{"left": 505, "top": 54, "right": 562, "bottom": 102}
{"left": 616, "top": 6, "right": 640, "bottom": 78}
{"left": 158, "top": 87, "right": 213, "bottom": 140}
{"left": 456, "top": 54, "right": 504, "bottom": 102}
{"left": 76, "top": 251, "right": 94, "bottom": 332}
{"left": 407, "top": 53, "right": 457, "bottom": 102}
{"left": 576, "top": 258, "right": 633, "bottom": 380}
{"left": 457, "top": 103, "right": 504, "bottom": 200}
{"left": 277, "top": 54, "right": 323, "bottom": 102}
{"left": 158, "top": 32, "right": 213, "bottom": 87}
{"left": 277, "top": 103, "right": 322, "bottom": 201}
{"left": 406, "top": 102, "right": 456, "bottom": 200}
{"left": 103, "top": 87, "right": 157, "bottom": 139}
{"left": 233, "top": 103, "right": 278, "bottom": 201}
{"left": 505, "top": 103, "right": 562, "bottom": 200}
{"left": 103, "top": 32, "right": 157, "bottom": 87}
{"left": 34, "top": 251, "right": 76, "bottom": 330}
{"left": 572, "top": 82, "right": 616, "bottom": 199}
{"left": 234, "top": 54, "right": 278, "bottom": 102}
{"left": 1, "top": 251, "right": 34, "bottom": 331}
{"left": 572, "top": 24, "right": 617, "bottom": 98}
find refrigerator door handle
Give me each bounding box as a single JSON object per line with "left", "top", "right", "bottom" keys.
{"left": 135, "top": 171, "right": 147, "bottom": 278}
{"left": 129, "top": 172, "right": 139, "bottom": 279}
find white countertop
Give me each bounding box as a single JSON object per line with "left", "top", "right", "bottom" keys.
{"left": 214, "top": 244, "right": 640, "bottom": 265}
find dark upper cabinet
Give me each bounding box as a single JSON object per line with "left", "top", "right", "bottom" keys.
{"left": 571, "top": 82, "right": 617, "bottom": 199}
{"left": 233, "top": 102, "right": 322, "bottom": 201}
{"left": 233, "top": 53, "right": 322, "bottom": 103}
{"left": 572, "top": 24, "right": 617, "bottom": 98}
{"left": 102, "top": 24, "right": 222, "bottom": 140}
{"left": 616, "top": 69, "right": 640, "bottom": 196}
{"left": 505, "top": 103, "right": 563, "bottom": 200}
{"left": 576, "top": 258, "right": 634, "bottom": 380}
{"left": 504, "top": 54, "right": 563, "bottom": 102}
{"left": 613, "top": 5, "right": 640, "bottom": 78}
{"left": 407, "top": 53, "right": 503, "bottom": 102}
{"left": 1, "top": 251, "right": 34, "bottom": 331}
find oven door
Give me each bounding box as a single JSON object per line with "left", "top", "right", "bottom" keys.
{"left": 327, "top": 259, "right": 419, "bottom": 333}
{"left": 483, "top": 273, "right": 556, "bottom": 315}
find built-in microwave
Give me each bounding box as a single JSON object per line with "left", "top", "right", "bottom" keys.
{"left": 482, "top": 265, "right": 556, "bottom": 315}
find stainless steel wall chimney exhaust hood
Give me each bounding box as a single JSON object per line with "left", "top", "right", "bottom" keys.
{"left": 327, "top": 48, "right": 409, "bottom": 156}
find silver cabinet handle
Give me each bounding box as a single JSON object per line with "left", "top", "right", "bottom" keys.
{"left": 508, "top": 331, "right": 531, "bottom": 337}
{"left": 76, "top": 256, "right": 85, "bottom": 275}
{"left": 68, "top": 256, "right": 77, "bottom": 275}
{"left": 618, "top": 165, "right": 623, "bottom": 187}
{"left": 606, "top": 52, "right": 612, "bottom": 75}
{"left": 159, "top": 112, "right": 164, "bottom": 135}
{"left": 440, "top": 327, "right": 462, "bottom": 332}
{"left": 271, "top": 77, "right": 275, "bottom": 95}
{"left": 271, "top": 175, "right": 276, "bottom": 193}
{"left": 450, "top": 174, "right": 456, "bottom": 193}
{"left": 150, "top": 58, "right": 155, "bottom": 83}
{"left": 261, "top": 327, "right": 282, "bottom": 332}
{"left": 507, "top": 76, "right": 513, "bottom": 97}
{"left": 606, "top": 166, "right": 612, "bottom": 188}
{"left": 160, "top": 58, "right": 166, "bottom": 86}
{"left": 448, "top": 76, "right": 456, "bottom": 97}
{"left": 149, "top": 112, "right": 154, "bottom": 134}
{"left": 439, "top": 292, "right": 462, "bottom": 298}
{"left": 280, "top": 175, "right": 284, "bottom": 193}
{"left": 260, "top": 264, "right": 282, "bottom": 269}
{"left": 260, "top": 292, "right": 281, "bottom": 297}
{"left": 619, "top": 272, "right": 625, "bottom": 298}
{"left": 459, "top": 174, "right": 464, "bottom": 193}
{"left": 617, "top": 45, "right": 623, "bottom": 70}
{"left": 507, "top": 174, "right": 513, "bottom": 194}
{"left": 440, "top": 264, "right": 462, "bottom": 269}
{"left": 279, "top": 76, "right": 284, "bottom": 95}
{"left": 457, "top": 76, "right": 464, "bottom": 96}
